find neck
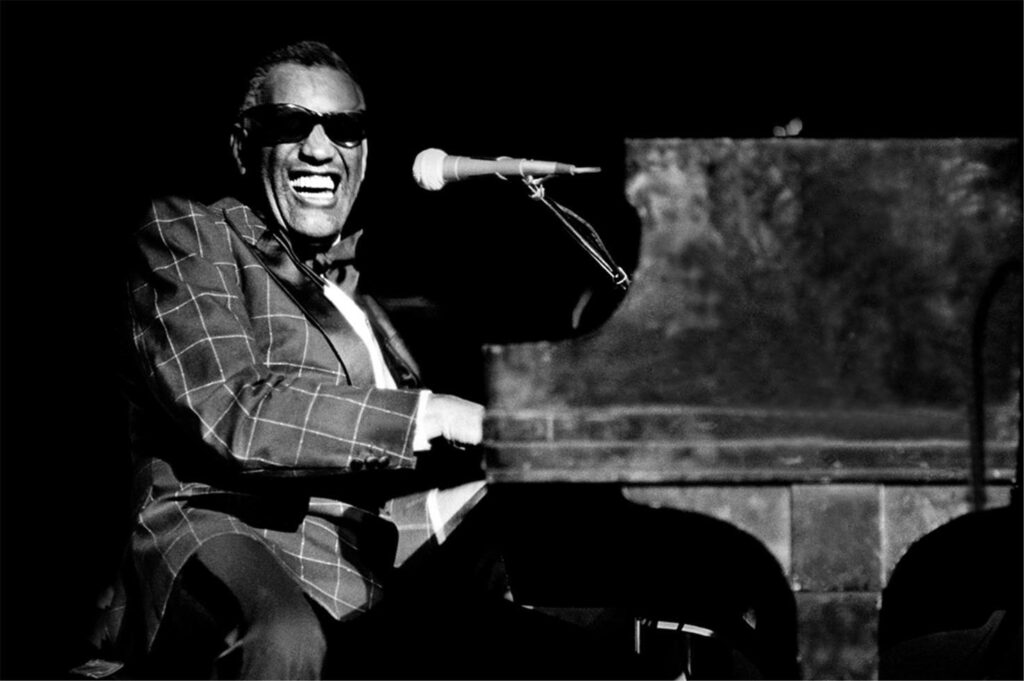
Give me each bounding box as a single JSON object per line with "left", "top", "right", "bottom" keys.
{"left": 288, "top": 231, "right": 341, "bottom": 259}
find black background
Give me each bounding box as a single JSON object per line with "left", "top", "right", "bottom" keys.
{"left": 1, "top": 1, "right": 1021, "bottom": 677}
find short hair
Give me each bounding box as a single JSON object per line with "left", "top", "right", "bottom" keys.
{"left": 237, "top": 40, "right": 359, "bottom": 118}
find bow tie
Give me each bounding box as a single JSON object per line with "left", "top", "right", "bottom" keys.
{"left": 308, "top": 248, "right": 356, "bottom": 278}
{"left": 296, "top": 230, "right": 363, "bottom": 292}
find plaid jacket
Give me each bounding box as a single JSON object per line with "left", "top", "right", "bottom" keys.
{"left": 122, "top": 195, "right": 432, "bottom": 649}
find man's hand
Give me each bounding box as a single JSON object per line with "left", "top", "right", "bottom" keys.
{"left": 417, "top": 393, "right": 485, "bottom": 447}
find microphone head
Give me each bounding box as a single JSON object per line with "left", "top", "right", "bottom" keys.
{"left": 412, "top": 148, "right": 448, "bottom": 191}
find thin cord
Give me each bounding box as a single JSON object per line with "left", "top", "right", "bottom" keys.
{"left": 523, "top": 177, "right": 630, "bottom": 290}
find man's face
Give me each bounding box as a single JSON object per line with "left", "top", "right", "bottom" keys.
{"left": 252, "top": 64, "right": 366, "bottom": 239}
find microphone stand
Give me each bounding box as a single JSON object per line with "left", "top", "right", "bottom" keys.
{"left": 519, "top": 176, "right": 631, "bottom": 292}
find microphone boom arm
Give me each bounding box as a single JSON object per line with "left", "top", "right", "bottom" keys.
{"left": 520, "top": 176, "right": 631, "bottom": 292}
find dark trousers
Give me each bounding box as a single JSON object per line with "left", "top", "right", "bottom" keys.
{"left": 141, "top": 530, "right": 655, "bottom": 680}
{"left": 141, "top": 535, "right": 326, "bottom": 679}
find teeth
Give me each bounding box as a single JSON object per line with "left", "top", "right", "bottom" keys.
{"left": 290, "top": 175, "right": 335, "bottom": 192}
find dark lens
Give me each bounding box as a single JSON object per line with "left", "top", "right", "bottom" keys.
{"left": 245, "top": 105, "right": 316, "bottom": 145}
{"left": 243, "top": 106, "right": 365, "bottom": 147}
{"left": 323, "top": 112, "right": 367, "bottom": 148}
{"left": 272, "top": 108, "right": 317, "bottom": 143}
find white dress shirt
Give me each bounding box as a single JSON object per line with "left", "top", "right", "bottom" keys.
{"left": 320, "top": 278, "right": 433, "bottom": 451}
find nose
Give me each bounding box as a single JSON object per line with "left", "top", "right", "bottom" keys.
{"left": 299, "top": 124, "right": 337, "bottom": 162}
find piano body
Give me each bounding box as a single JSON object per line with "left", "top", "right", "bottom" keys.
{"left": 474, "top": 138, "right": 1021, "bottom": 679}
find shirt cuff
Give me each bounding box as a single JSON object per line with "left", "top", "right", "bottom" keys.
{"left": 412, "top": 389, "right": 434, "bottom": 452}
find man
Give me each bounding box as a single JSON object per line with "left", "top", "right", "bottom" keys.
{"left": 114, "top": 40, "right": 595, "bottom": 679}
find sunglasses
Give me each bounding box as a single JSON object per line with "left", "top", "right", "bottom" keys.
{"left": 239, "top": 103, "right": 367, "bottom": 148}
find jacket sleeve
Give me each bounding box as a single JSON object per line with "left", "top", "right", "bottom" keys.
{"left": 125, "top": 197, "right": 421, "bottom": 476}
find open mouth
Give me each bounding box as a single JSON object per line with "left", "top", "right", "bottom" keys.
{"left": 288, "top": 171, "right": 341, "bottom": 200}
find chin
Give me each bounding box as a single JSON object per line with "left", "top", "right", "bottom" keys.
{"left": 292, "top": 223, "right": 341, "bottom": 239}
{"left": 287, "top": 212, "right": 346, "bottom": 239}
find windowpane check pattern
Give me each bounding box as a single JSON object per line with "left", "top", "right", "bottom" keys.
{"left": 123, "top": 196, "right": 426, "bottom": 647}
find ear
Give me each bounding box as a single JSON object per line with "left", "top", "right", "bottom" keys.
{"left": 359, "top": 138, "right": 368, "bottom": 180}
{"left": 230, "top": 125, "right": 248, "bottom": 176}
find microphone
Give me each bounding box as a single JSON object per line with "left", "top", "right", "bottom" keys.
{"left": 412, "top": 148, "right": 601, "bottom": 191}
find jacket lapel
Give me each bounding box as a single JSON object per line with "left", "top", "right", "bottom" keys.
{"left": 221, "top": 201, "right": 374, "bottom": 387}
{"left": 220, "top": 198, "right": 417, "bottom": 390}
{"left": 359, "top": 294, "right": 423, "bottom": 389}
